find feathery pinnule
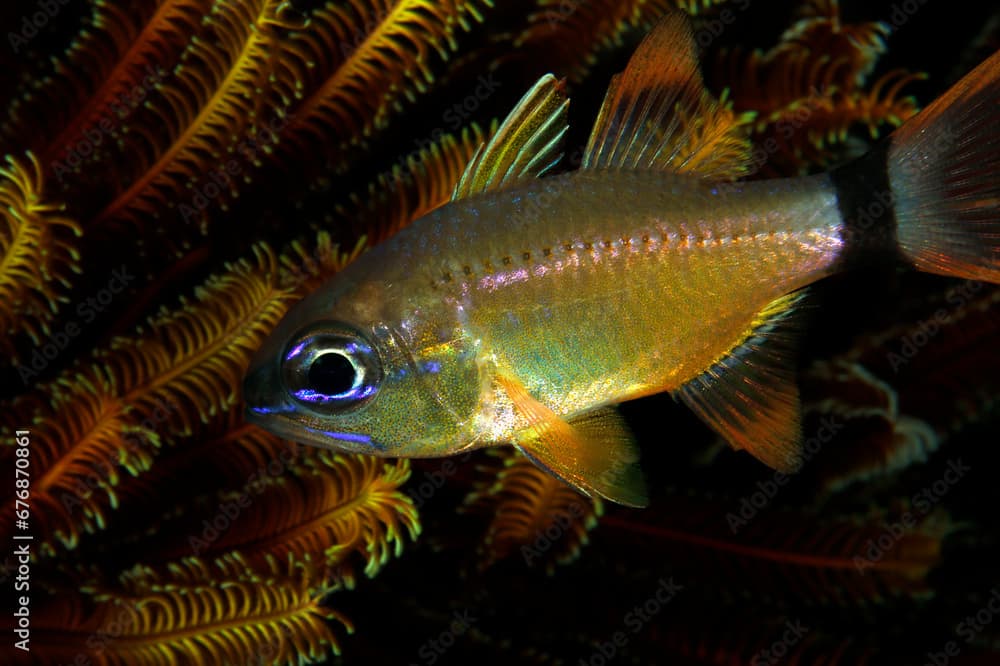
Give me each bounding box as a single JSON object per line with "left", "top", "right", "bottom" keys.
{"left": 0, "top": 154, "right": 82, "bottom": 358}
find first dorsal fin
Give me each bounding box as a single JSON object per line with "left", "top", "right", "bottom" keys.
{"left": 582, "top": 11, "right": 755, "bottom": 180}
{"left": 677, "top": 291, "right": 808, "bottom": 473}
{"left": 452, "top": 74, "right": 569, "bottom": 200}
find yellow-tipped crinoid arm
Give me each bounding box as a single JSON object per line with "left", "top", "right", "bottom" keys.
{"left": 120, "top": 445, "right": 420, "bottom": 589}
{"left": 0, "top": 152, "right": 82, "bottom": 358}
{"left": 713, "top": 0, "right": 924, "bottom": 171}
{"left": 0, "top": 246, "right": 296, "bottom": 554}
{"left": 277, "top": 0, "right": 493, "bottom": 170}
{"left": 21, "top": 553, "right": 351, "bottom": 664}
{"left": 462, "top": 448, "right": 603, "bottom": 573}
{"left": 5, "top": 0, "right": 212, "bottom": 179}
{"left": 92, "top": 0, "right": 297, "bottom": 230}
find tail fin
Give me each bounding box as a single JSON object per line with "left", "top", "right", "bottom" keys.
{"left": 887, "top": 49, "right": 1000, "bottom": 283}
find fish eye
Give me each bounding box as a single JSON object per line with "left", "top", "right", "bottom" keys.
{"left": 281, "top": 323, "right": 382, "bottom": 410}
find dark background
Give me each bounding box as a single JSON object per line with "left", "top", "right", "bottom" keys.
{"left": 2, "top": 1, "right": 999, "bottom": 664}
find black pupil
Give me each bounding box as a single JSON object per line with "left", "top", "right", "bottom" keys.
{"left": 307, "top": 353, "right": 357, "bottom": 396}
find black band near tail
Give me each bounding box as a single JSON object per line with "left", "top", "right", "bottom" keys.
{"left": 828, "top": 139, "right": 900, "bottom": 267}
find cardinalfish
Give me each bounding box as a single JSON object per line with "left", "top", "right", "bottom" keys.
{"left": 245, "top": 13, "right": 1000, "bottom": 506}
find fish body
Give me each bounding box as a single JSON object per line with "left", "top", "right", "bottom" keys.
{"left": 245, "top": 12, "right": 1000, "bottom": 506}
{"left": 395, "top": 170, "right": 841, "bottom": 417}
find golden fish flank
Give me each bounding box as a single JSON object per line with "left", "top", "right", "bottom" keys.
{"left": 245, "top": 11, "right": 1000, "bottom": 507}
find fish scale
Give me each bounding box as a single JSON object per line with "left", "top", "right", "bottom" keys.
{"left": 410, "top": 170, "right": 844, "bottom": 415}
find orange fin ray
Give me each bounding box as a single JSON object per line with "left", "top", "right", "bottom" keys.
{"left": 453, "top": 74, "right": 569, "bottom": 200}
{"left": 888, "top": 48, "right": 1000, "bottom": 283}
{"left": 582, "top": 10, "right": 755, "bottom": 181}
{"left": 495, "top": 373, "right": 648, "bottom": 507}
{"left": 677, "top": 291, "right": 808, "bottom": 472}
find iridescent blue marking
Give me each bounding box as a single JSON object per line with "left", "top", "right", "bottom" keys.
{"left": 248, "top": 404, "right": 287, "bottom": 415}
{"left": 293, "top": 382, "right": 376, "bottom": 404}
{"left": 286, "top": 341, "right": 308, "bottom": 361}
{"left": 302, "top": 425, "right": 383, "bottom": 450}
{"left": 323, "top": 431, "right": 372, "bottom": 444}
{"left": 343, "top": 341, "right": 372, "bottom": 355}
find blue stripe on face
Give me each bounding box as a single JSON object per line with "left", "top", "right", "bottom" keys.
{"left": 302, "top": 425, "right": 385, "bottom": 451}
{"left": 248, "top": 404, "right": 289, "bottom": 416}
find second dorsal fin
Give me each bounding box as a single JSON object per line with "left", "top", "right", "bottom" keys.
{"left": 582, "top": 11, "right": 755, "bottom": 180}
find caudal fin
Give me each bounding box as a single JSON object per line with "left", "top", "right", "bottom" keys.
{"left": 888, "top": 49, "right": 1000, "bottom": 283}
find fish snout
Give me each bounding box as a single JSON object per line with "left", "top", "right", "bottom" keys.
{"left": 243, "top": 356, "right": 284, "bottom": 421}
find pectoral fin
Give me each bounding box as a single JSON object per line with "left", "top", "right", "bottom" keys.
{"left": 496, "top": 373, "right": 648, "bottom": 507}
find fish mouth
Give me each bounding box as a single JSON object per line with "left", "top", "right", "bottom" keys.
{"left": 298, "top": 424, "right": 387, "bottom": 454}
{"left": 243, "top": 360, "right": 286, "bottom": 418}
{"left": 243, "top": 319, "right": 396, "bottom": 455}
{"left": 243, "top": 363, "right": 386, "bottom": 454}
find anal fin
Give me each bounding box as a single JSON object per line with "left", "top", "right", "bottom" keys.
{"left": 496, "top": 373, "right": 648, "bottom": 507}
{"left": 677, "top": 291, "right": 808, "bottom": 473}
